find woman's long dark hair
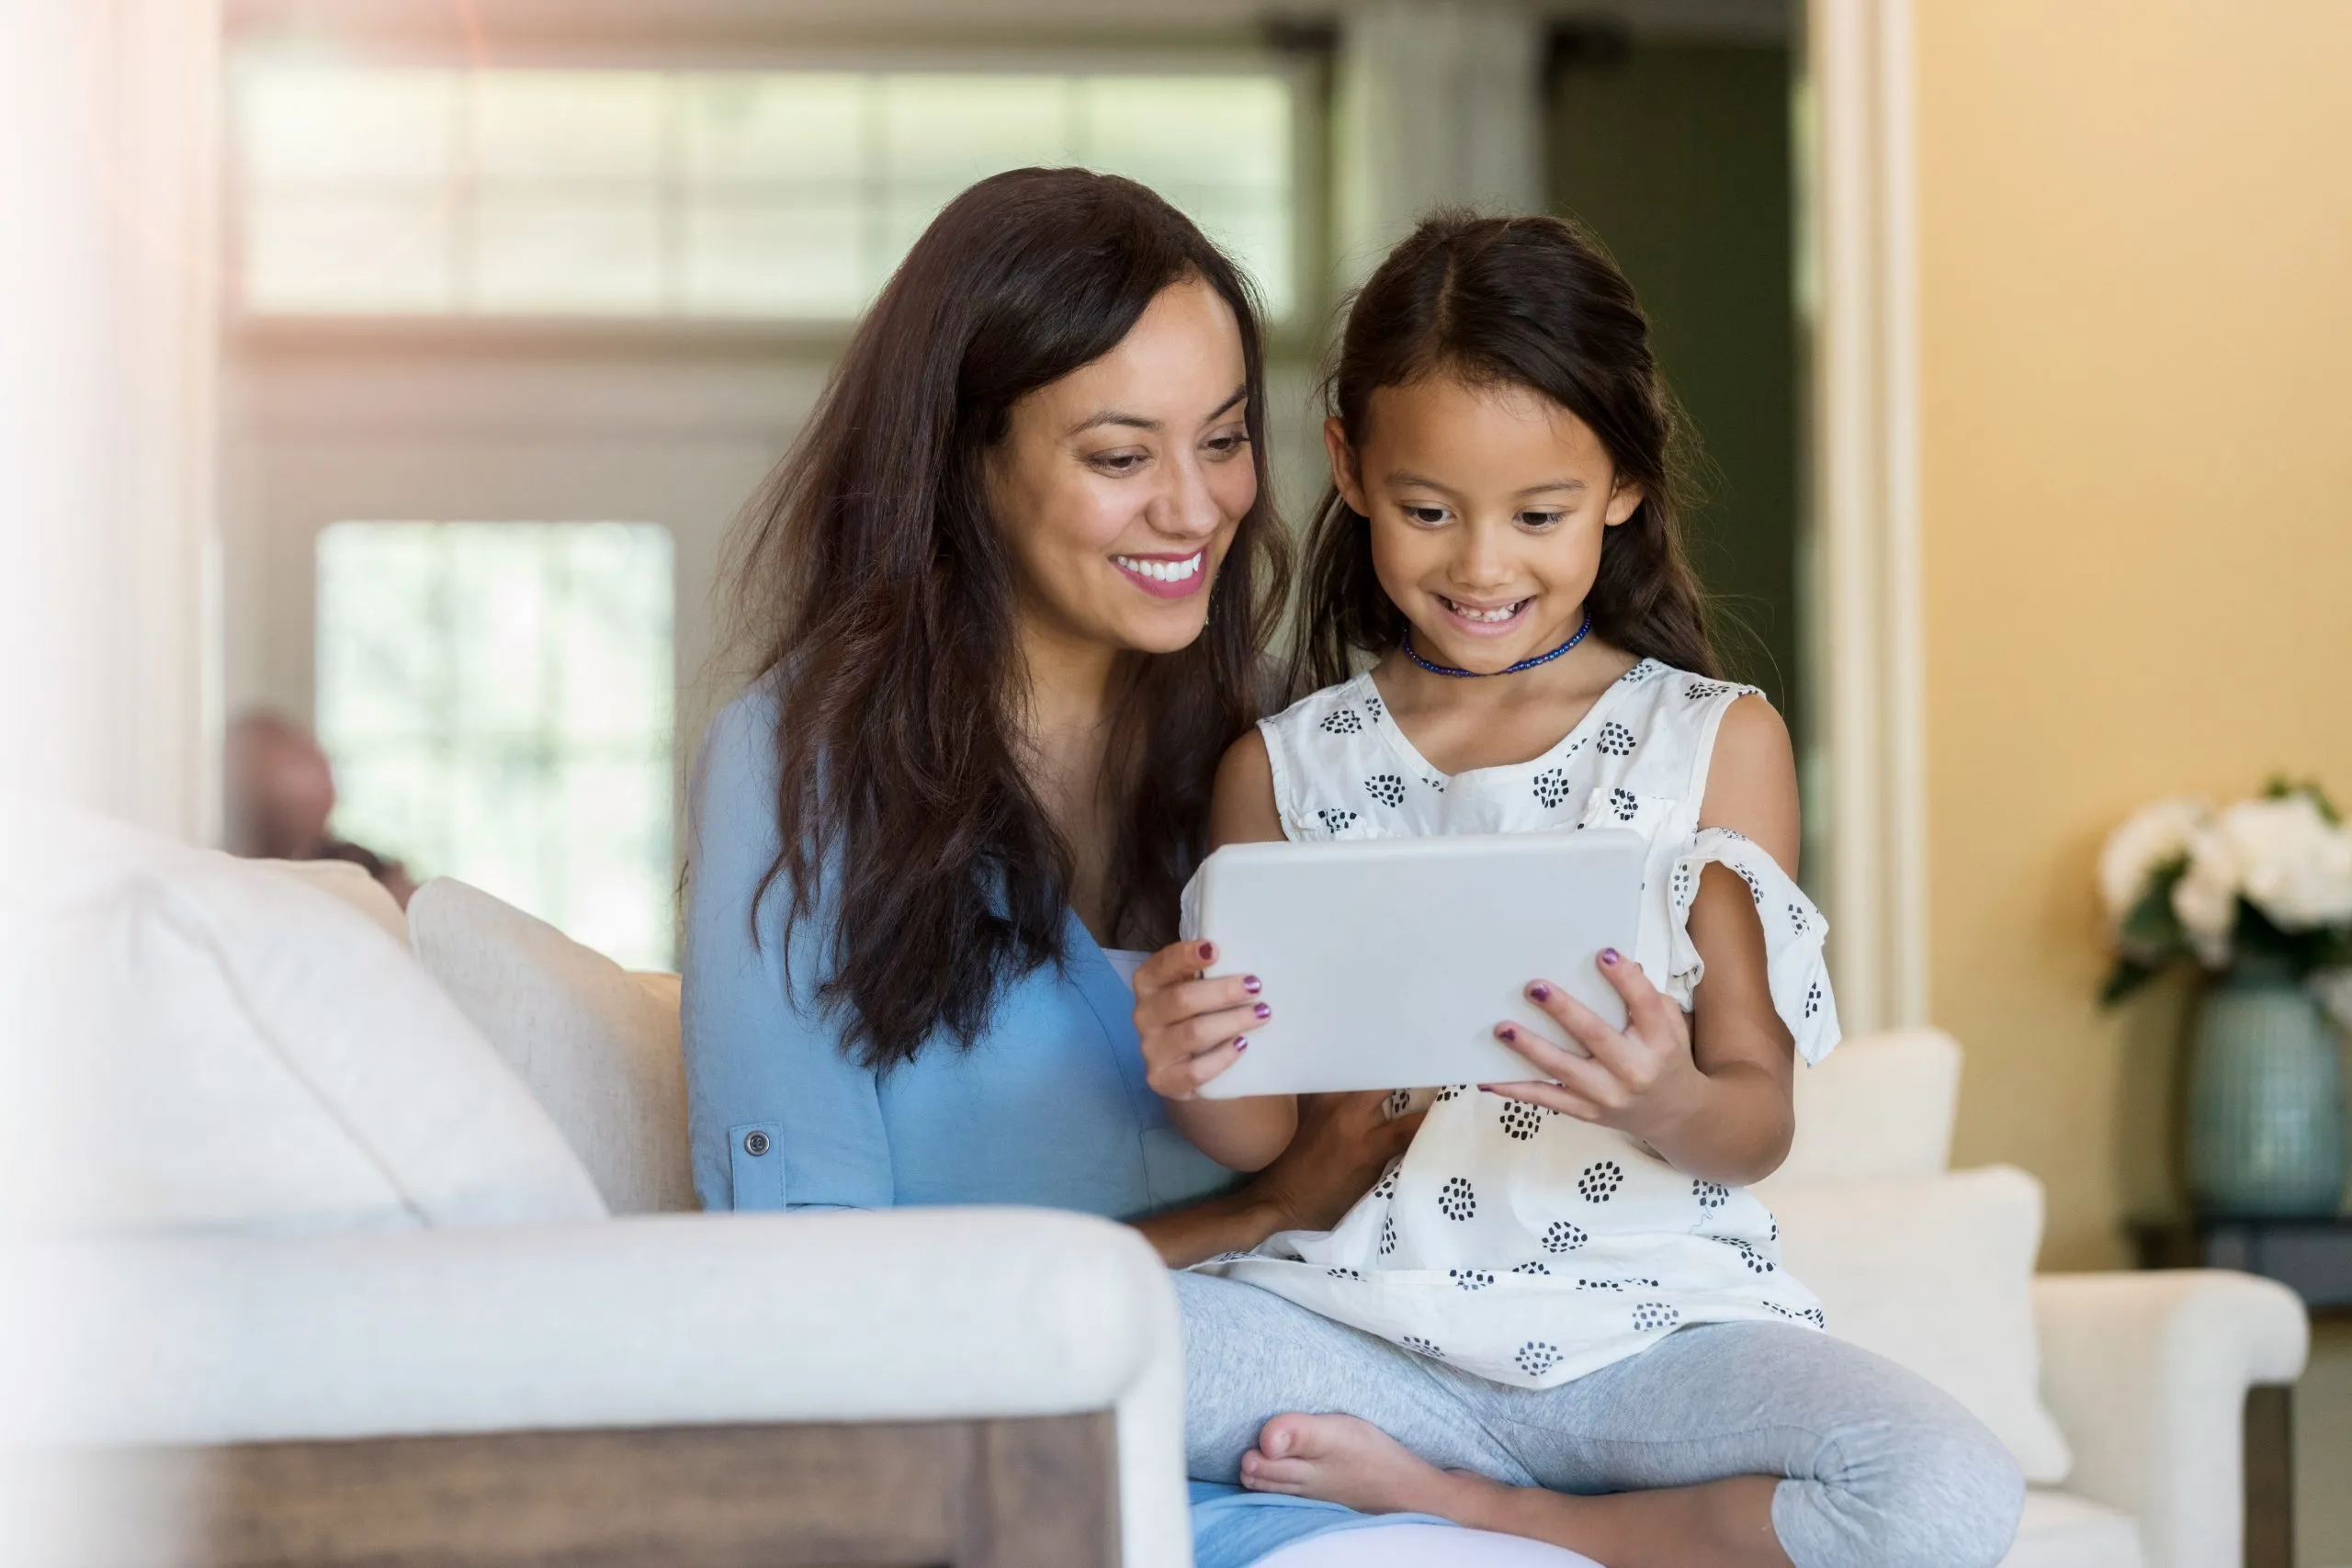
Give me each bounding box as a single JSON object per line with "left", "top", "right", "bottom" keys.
{"left": 726, "top": 168, "right": 1288, "bottom": 1071}
{"left": 1295, "top": 210, "right": 1718, "bottom": 691}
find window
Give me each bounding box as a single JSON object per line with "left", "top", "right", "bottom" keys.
{"left": 315, "top": 522, "right": 675, "bottom": 968}
{"left": 234, "top": 62, "right": 1299, "bottom": 321}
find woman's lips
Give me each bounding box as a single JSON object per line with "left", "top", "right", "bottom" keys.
{"left": 1113, "top": 550, "right": 1209, "bottom": 600}
{"left": 1435, "top": 593, "right": 1533, "bottom": 637}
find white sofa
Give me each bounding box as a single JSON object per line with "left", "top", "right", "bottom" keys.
{"left": 14, "top": 818, "right": 2310, "bottom": 1568}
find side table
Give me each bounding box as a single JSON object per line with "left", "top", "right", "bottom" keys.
{"left": 2132, "top": 1214, "right": 2350, "bottom": 1568}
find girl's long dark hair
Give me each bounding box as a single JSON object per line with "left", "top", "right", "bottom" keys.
{"left": 726, "top": 168, "right": 1287, "bottom": 1072}
{"left": 1295, "top": 210, "right": 1718, "bottom": 691}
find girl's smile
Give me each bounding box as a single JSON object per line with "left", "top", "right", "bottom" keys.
{"left": 1435, "top": 592, "right": 1534, "bottom": 633}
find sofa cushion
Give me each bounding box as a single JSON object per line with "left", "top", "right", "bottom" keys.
{"left": 1760, "top": 1026, "right": 1962, "bottom": 1186}
{"left": 407, "top": 878, "right": 694, "bottom": 1214}
{"left": 1999, "top": 1490, "right": 2145, "bottom": 1568}
{"left": 40, "top": 811, "right": 605, "bottom": 1235}
{"left": 1769, "top": 1166, "right": 2075, "bottom": 1484}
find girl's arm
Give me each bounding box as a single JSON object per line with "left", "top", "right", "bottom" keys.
{"left": 1131, "top": 730, "right": 1299, "bottom": 1171}
{"left": 1485, "top": 694, "right": 1800, "bottom": 1186}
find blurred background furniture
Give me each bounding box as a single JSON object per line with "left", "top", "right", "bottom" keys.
{"left": 29, "top": 819, "right": 2310, "bottom": 1568}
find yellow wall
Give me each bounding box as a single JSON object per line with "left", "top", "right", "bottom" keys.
{"left": 1915, "top": 0, "right": 2352, "bottom": 1269}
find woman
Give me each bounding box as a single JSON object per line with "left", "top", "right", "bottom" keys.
{"left": 684, "top": 168, "right": 1464, "bottom": 1564}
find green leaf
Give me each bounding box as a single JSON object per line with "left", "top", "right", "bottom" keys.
{"left": 2115, "top": 869, "right": 2188, "bottom": 958}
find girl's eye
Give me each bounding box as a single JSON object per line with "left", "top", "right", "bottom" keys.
{"left": 1519, "top": 511, "right": 1565, "bottom": 528}
{"left": 1402, "top": 505, "right": 1449, "bottom": 526}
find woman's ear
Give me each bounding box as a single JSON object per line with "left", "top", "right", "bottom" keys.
{"left": 1603, "top": 476, "right": 1645, "bottom": 527}
{"left": 1323, "top": 417, "right": 1371, "bottom": 516}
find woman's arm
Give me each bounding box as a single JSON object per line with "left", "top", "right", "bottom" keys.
{"left": 1132, "top": 730, "right": 1296, "bottom": 1171}
{"left": 683, "top": 685, "right": 894, "bottom": 1212}
{"left": 1482, "top": 694, "right": 1800, "bottom": 1186}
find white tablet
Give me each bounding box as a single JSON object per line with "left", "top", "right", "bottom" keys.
{"left": 1191, "top": 830, "right": 1645, "bottom": 1098}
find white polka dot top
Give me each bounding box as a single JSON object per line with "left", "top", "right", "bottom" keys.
{"left": 1186, "top": 658, "right": 1843, "bottom": 1389}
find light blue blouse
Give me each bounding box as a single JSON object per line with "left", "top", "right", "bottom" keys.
{"left": 682, "top": 680, "right": 1430, "bottom": 1566}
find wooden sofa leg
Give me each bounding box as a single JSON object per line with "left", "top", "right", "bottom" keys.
{"left": 2244, "top": 1383, "right": 2292, "bottom": 1568}
{"left": 104, "top": 1413, "right": 1123, "bottom": 1568}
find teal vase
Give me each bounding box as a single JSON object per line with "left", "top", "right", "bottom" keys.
{"left": 2187, "top": 970, "right": 2346, "bottom": 1216}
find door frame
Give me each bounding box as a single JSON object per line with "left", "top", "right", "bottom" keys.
{"left": 1804, "top": 0, "right": 1928, "bottom": 1034}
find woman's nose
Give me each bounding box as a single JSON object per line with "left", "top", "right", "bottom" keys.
{"left": 1148, "top": 453, "right": 1225, "bottom": 540}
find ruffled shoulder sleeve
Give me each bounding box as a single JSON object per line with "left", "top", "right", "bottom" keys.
{"left": 1660, "top": 829, "right": 1841, "bottom": 1066}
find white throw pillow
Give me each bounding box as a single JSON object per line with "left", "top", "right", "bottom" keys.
{"left": 36, "top": 811, "right": 605, "bottom": 1235}
{"left": 407, "top": 879, "right": 694, "bottom": 1215}
{"left": 250, "top": 857, "right": 407, "bottom": 946}
{"left": 1768, "top": 1166, "right": 2074, "bottom": 1483}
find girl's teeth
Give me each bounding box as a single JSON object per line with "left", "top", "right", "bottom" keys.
{"left": 1115, "top": 553, "right": 1204, "bottom": 582}
{"left": 1448, "top": 598, "right": 1522, "bottom": 623}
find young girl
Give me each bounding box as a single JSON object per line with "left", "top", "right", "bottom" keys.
{"left": 1132, "top": 213, "right": 2022, "bottom": 1568}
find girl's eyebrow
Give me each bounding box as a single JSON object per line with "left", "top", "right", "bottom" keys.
{"left": 1387, "top": 471, "right": 1589, "bottom": 497}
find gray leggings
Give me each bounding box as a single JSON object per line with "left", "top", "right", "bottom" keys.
{"left": 1175, "top": 1272, "right": 2023, "bottom": 1568}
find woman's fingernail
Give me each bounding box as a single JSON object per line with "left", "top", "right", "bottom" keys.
{"left": 1252, "top": 1002, "right": 1272, "bottom": 1021}
{"left": 1234, "top": 1037, "right": 1250, "bottom": 1051}
{"left": 1198, "top": 942, "right": 1216, "bottom": 962}
{"left": 1495, "top": 1023, "right": 1517, "bottom": 1042}
{"left": 1600, "top": 948, "right": 1622, "bottom": 966}
{"left": 1243, "top": 975, "right": 1262, "bottom": 994}
{"left": 1527, "top": 982, "right": 1552, "bottom": 1001}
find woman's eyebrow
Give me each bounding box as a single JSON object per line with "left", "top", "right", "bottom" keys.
{"left": 1068, "top": 385, "right": 1247, "bottom": 438}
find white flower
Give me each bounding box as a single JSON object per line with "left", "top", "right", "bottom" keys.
{"left": 2098, "top": 796, "right": 2209, "bottom": 921}
{"left": 2170, "top": 826, "right": 2241, "bottom": 968}
{"left": 2219, "top": 793, "right": 2352, "bottom": 931}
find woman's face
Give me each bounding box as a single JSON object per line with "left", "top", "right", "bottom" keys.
{"left": 989, "top": 276, "right": 1256, "bottom": 660}
{"left": 1329, "top": 374, "right": 1642, "bottom": 675}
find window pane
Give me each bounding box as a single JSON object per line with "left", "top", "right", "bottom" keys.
{"left": 234, "top": 60, "right": 1301, "bottom": 321}
{"left": 684, "top": 72, "right": 866, "bottom": 186}
{"left": 473, "top": 196, "right": 664, "bottom": 313}
{"left": 315, "top": 521, "right": 675, "bottom": 968}
{"left": 243, "top": 193, "right": 456, "bottom": 313}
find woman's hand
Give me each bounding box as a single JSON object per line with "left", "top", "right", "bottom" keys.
{"left": 1249, "top": 1090, "right": 1424, "bottom": 1235}
{"left": 1133, "top": 938, "right": 1266, "bottom": 1100}
{"left": 1485, "top": 947, "right": 1710, "bottom": 1154}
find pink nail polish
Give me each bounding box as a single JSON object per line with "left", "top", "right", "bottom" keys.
{"left": 1528, "top": 982, "right": 1552, "bottom": 1001}
{"left": 1198, "top": 942, "right": 1216, "bottom": 962}
{"left": 1600, "top": 948, "right": 1622, "bottom": 965}
{"left": 1243, "top": 975, "right": 1262, "bottom": 994}
{"left": 1234, "top": 1037, "right": 1250, "bottom": 1051}
{"left": 1496, "top": 1023, "right": 1517, "bottom": 1042}
{"left": 1253, "top": 1002, "right": 1272, "bottom": 1020}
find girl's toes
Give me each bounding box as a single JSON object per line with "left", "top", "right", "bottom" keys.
{"left": 1238, "top": 1450, "right": 1313, "bottom": 1494}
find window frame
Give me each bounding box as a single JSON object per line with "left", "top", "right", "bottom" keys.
{"left": 221, "top": 32, "right": 1335, "bottom": 356}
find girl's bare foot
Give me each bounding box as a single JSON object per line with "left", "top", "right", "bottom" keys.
{"left": 1237, "top": 1412, "right": 1497, "bottom": 1519}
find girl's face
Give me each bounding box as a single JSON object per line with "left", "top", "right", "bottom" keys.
{"left": 989, "top": 276, "right": 1257, "bottom": 661}
{"left": 1329, "top": 374, "right": 1643, "bottom": 675}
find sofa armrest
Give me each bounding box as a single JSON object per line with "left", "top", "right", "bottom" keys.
{"left": 50, "top": 1207, "right": 1191, "bottom": 1568}
{"left": 2032, "top": 1269, "right": 2308, "bottom": 1568}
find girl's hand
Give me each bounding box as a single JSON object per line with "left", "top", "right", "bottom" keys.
{"left": 1484, "top": 948, "right": 1708, "bottom": 1149}
{"left": 1133, "top": 939, "right": 1269, "bottom": 1100}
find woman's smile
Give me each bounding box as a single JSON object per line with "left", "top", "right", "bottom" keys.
{"left": 1114, "top": 548, "right": 1210, "bottom": 598}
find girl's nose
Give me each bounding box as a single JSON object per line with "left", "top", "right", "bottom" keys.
{"left": 1453, "top": 522, "right": 1512, "bottom": 587}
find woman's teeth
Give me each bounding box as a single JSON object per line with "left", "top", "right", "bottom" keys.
{"left": 1442, "top": 596, "right": 1528, "bottom": 623}
{"left": 1114, "top": 552, "right": 1204, "bottom": 582}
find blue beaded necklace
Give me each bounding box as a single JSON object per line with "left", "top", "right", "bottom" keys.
{"left": 1401, "top": 613, "right": 1591, "bottom": 679}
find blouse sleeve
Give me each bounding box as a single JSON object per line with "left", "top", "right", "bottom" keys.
{"left": 1660, "top": 828, "right": 1842, "bottom": 1066}
{"left": 681, "top": 682, "right": 895, "bottom": 1213}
